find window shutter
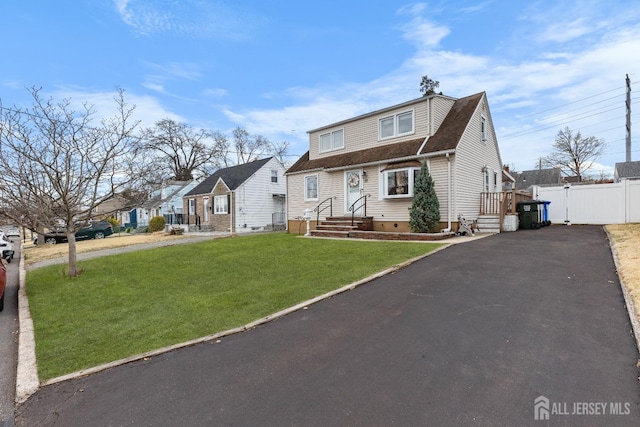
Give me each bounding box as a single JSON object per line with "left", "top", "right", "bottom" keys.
{"left": 227, "top": 194, "right": 231, "bottom": 214}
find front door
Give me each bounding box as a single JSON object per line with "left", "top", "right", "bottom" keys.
{"left": 345, "top": 169, "right": 363, "bottom": 215}
{"left": 203, "top": 197, "right": 209, "bottom": 222}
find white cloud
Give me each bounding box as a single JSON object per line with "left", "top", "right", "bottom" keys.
{"left": 140, "top": 61, "right": 203, "bottom": 81}
{"left": 209, "top": 2, "right": 640, "bottom": 169}
{"left": 48, "top": 86, "right": 182, "bottom": 128}
{"left": 112, "top": 0, "right": 260, "bottom": 40}
{"left": 400, "top": 17, "right": 450, "bottom": 50}
{"left": 457, "top": 0, "right": 497, "bottom": 14}
{"left": 141, "top": 81, "right": 165, "bottom": 94}
{"left": 202, "top": 88, "right": 228, "bottom": 99}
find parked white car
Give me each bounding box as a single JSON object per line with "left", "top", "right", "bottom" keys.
{"left": 0, "top": 236, "right": 14, "bottom": 263}
{"left": 4, "top": 226, "right": 20, "bottom": 238}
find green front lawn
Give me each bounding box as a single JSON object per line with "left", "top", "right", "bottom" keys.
{"left": 27, "top": 233, "right": 442, "bottom": 380}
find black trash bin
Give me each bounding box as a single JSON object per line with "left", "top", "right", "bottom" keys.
{"left": 517, "top": 201, "right": 543, "bottom": 230}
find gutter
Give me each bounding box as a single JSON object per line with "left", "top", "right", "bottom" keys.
{"left": 323, "top": 149, "right": 456, "bottom": 173}
{"left": 445, "top": 153, "right": 452, "bottom": 232}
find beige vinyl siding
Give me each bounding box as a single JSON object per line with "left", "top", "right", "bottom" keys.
{"left": 431, "top": 97, "right": 456, "bottom": 134}
{"left": 427, "top": 156, "right": 453, "bottom": 223}
{"left": 453, "top": 97, "right": 503, "bottom": 220}
{"left": 286, "top": 172, "right": 317, "bottom": 220}
{"left": 286, "top": 170, "right": 343, "bottom": 219}
{"left": 308, "top": 99, "right": 430, "bottom": 160}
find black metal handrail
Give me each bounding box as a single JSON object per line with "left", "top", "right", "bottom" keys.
{"left": 313, "top": 197, "right": 335, "bottom": 224}
{"left": 348, "top": 194, "right": 370, "bottom": 226}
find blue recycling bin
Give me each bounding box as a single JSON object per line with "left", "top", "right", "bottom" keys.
{"left": 541, "top": 201, "right": 551, "bottom": 225}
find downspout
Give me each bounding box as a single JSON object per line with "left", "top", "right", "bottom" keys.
{"left": 229, "top": 191, "right": 235, "bottom": 235}
{"left": 445, "top": 152, "right": 452, "bottom": 232}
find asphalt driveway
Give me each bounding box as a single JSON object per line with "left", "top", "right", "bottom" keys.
{"left": 16, "top": 226, "right": 640, "bottom": 426}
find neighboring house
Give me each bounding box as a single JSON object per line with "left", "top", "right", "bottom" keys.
{"left": 614, "top": 161, "right": 640, "bottom": 182}
{"left": 512, "top": 168, "right": 563, "bottom": 192}
{"left": 130, "top": 180, "right": 198, "bottom": 228}
{"left": 92, "top": 194, "right": 131, "bottom": 219}
{"left": 183, "top": 157, "right": 287, "bottom": 233}
{"left": 92, "top": 192, "right": 143, "bottom": 227}
{"left": 502, "top": 166, "right": 516, "bottom": 191}
{"left": 286, "top": 92, "right": 505, "bottom": 232}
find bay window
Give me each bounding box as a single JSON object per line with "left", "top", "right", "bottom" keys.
{"left": 383, "top": 166, "right": 421, "bottom": 198}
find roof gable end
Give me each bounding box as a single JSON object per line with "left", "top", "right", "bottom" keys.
{"left": 420, "top": 92, "right": 484, "bottom": 154}
{"left": 185, "top": 157, "right": 273, "bottom": 196}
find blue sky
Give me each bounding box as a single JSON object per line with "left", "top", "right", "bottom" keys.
{"left": 1, "top": 0, "right": 639, "bottom": 176}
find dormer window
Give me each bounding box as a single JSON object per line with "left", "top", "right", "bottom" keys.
{"left": 379, "top": 110, "right": 414, "bottom": 140}
{"left": 319, "top": 129, "right": 344, "bottom": 153}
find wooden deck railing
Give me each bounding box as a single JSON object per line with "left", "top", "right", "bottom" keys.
{"left": 480, "top": 190, "right": 533, "bottom": 230}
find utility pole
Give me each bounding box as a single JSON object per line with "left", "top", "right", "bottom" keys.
{"left": 626, "top": 74, "right": 632, "bottom": 162}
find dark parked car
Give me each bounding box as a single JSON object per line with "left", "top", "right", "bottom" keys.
{"left": 36, "top": 221, "right": 114, "bottom": 245}
{"left": 0, "top": 258, "right": 6, "bottom": 312}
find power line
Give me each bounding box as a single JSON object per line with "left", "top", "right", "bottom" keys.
{"left": 514, "top": 84, "right": 628, "bottom": 119}
{"left": 501, "top": 98, "right": 640, "bottom": 141}
{"left": 537, "top": 94, "right": 623, "bottom": 122}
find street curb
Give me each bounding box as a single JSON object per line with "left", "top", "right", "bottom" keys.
{"left": 605, "top": 227, "right": 640, "bottom": 354}
{"left": 36, "top": 243, "right": 454, "bottom": 389}
{"left": 15, "top": 249, "right": 39, "bottom": 404}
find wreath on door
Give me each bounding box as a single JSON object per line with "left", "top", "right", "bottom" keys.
{"left": 348, "top": 172, "right": 360, "bottom": 188}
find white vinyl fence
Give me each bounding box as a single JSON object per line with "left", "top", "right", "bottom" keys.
{"left": 533, "top": 180, "right": 640, "bottom": 225}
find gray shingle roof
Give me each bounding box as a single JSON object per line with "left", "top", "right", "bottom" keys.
{"left": 185, "top": 157, "right": 273, "bottom": 196}
{"left": 614, "top": 161, "right": 640, "bottom": 179}
{"left": 512, "top": 168, "right": 562, "bottom": 190}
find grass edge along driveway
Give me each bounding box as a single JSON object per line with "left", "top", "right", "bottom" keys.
{"left": 27, "top": 233, "right": 442, "bottom": 381}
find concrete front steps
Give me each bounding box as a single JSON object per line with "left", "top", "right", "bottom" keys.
{"left": 310, "top": 216, "right": 454, "bottom": 240}
{"left": 311, "top": 216, "right": 372, "bottom": 238}
{"left": 476, "top": 215, "right": 501, "bottom": 233}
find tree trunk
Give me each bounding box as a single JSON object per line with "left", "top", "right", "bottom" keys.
{"left": 67, "top": 232, "right": 79, "bottom": 277}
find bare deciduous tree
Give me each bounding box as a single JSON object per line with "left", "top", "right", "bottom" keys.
{"left": 136, "top": 121, "right": 290, "bottom": 179}
{"left": 138, "top": 119, "right": 223, "bottom": 181}
{"left": 228, "top": 127, "right": 289, "bottom": 166}
{"left": 0, "top": 87, "right": 140, "bottom": 276}
{"left": 542, "top": 127, "right": 606, "bottom": 182}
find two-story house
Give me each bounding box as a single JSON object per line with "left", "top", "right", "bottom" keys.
{"left": 183, "top": 157, "right": 287, "bottom": 233}
{"left": 285, "top": 92, "right": 504, "bottom": 234}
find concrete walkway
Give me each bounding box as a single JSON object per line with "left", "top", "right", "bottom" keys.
{"left": 15, "top": 226, "right": 640, "bottom": 426}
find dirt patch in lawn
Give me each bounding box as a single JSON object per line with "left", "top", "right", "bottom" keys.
{"left": 607, "top": 224, "right": 640, "bottom": 324}
{"left": 21, "top": 232, "right": 199, "bottom": 266}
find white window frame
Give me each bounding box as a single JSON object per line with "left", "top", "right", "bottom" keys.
{"left": 379, "top": 109, "right": 415, "bottom": 140}
{"left": 214, "top": 195, "right": 228, "bottom": 214}
{"left": 188, "top": 198, "right": 196, "bottom": 215}
{"left": 271, "top": 169, "right": 278, "bottom": 183}
{"left": 304, "top": 174, "right": 319, "bottom": 201}
{"left": 319, "top": 129, "right": 344, "bottom": 153}
{"left": 383, "top": 167, "right": 421, "bottom": 198}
